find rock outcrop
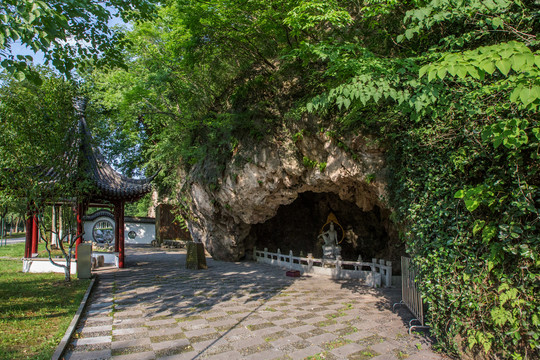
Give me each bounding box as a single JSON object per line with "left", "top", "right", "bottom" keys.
{"left": 185, "top": 129, "right": 395, "bottom": 262}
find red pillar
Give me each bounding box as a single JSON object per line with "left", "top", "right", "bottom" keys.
{"left": 24, "top": 214, "right": 33, "bottom": 258}
{"left": 114, "top": 202, "right": 120, "bottom": 253}
{"left": 75, "top": 203, "right": 83, "bottom": 259}
{"left": 119, "top": 201, "right": 125, "bottom": 268}
{"left": 31, "top": 214, "right": 39, "bottom": 255}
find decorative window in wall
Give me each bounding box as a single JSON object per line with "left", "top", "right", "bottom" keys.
{"left": 93, "top": 220, "right": 114, "bottom": 244}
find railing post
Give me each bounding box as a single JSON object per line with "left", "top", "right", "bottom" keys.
{"left": 264, "top": 247, "right": 268, "bottom": 263}
{"left": 277, "top": 248, "right": 281, "bottom": 266}
{"left": 371, "top": 258, "right": 378, "bottom": 287}
{"left": 379, "top": 259, "right": 386, "bottom": 286}
{"left": 253, "top": 246, "right": 257, "bottom": 261}
{"left": 336, "top": 257, "right": 342, "bottom": 278}
{"left": 289, "top": 250, "right": 293, "bottom": 269}
{"left": 308, "top": 253, "right": 313, "bottom": 273}
{"left": 386, "top": 260, "right": 392, "bottom": 287}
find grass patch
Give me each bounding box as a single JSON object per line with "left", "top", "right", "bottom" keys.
{"left": 335, "top": 326, "right": 359, "bottom": 336}
{"left": 1, "top": 232, "right": 25, "bottom": 239}
{"left": 176, "top": 315, "right": 202, "bottom": 322}
{"left": 154, "top": 344, "right": 194, "bottom": 358}
{"left": 306, "top": 352, "right": 329, "bottom": 360}
{"left": 321, "top": 337, "right": 352, "bottom": 350}
{"left": 264, "top": 330, "right": 288, "bottom": 342}
{"left": 395, "top": 349, "right": 410, "bottom": 359}
{"left": 315, "top": 319, "right": 337, "bottom": 327}
{"left": 0, "top": 241, "right": 68, "bottom": 259}
{"left": 0, "top": 258, "right": 90, "bottom": 360}
{"left": 0, "top": 242, "right": 25, "bottom": 257}
{"left": 246, "top": 322, "right": 274, "bottom": 331}
{"left": 187, "top": 333, "right": 219, "bottom": 343}
{"left": 348, "top": 349, "right": 379, "bottom": 360}
{"left": 357, "top": 335, "right": 384, "bottom": 347}
{"left": 325, "top": 311, "right": 346, "bottom": 319}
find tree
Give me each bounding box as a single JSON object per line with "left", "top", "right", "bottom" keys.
{"left": 37, "top": 204, "right": 83, "bottom": 282}
{"left": 0, "top": 0, "right": 157, "bottom": 83}
{"left": 0, "top": 70, "right": 81, "bottom": 201}
{"left": 0, "top": 71, "right": 94, "bottom": 281}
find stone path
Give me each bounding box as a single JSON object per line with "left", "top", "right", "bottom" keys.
{"left": 65, "top": 245, "right": 443, "bottom": 360}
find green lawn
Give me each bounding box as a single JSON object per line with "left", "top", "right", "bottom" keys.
{"left": 0, "top": 241, "right": 70, "bottom": 259}
{"left": 0, "top": 244, "right": 90, "bottom": 360}
{"left": 2, "top": 232, "right": 26, "bottom": 239}
{"left": 0, "top": 242, "right": 25, "bottom": 257}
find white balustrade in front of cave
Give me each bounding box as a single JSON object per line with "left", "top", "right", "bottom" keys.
{"left": 253, "top": 247, "right": 392, "bottom": 287}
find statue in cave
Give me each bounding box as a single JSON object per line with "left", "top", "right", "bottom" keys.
{"left": 319, "top": 214, "right": 343, "bottom": 260}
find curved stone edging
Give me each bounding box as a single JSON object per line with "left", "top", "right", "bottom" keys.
{"left": 51, "top": 276, "right": 97, "bottom": 360}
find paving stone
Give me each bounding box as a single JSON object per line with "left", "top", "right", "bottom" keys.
{"left": 151, "top": 338, "right": 191, "bottom": 352}
{"left": 65, "top": 349, "right": 112, "bottom": 360}
{"left": 73, "top": 336, "right": 112, "bottom": 346}
{"left": 270, "top": 334, "right": 303, "bottom": 348}
{"left": 115, "top": 309, "right": 144, "bottom": 318}
{"left": 287, "top": 324, "right": 316, "bottom": 334}
{"left": 146, "top": 318, "right": 177, "bottom": 327}
{"left": 81, "top": 324, "right": 113, "bottom": 333}
{"left": 370, "top": 354, "right": 399, "bottom": 360}
{"left": 112, "top": 350, "right": 155, "bottom": 360}
{"left": 371, "top": 340, "right": 399, "bottom": 354}
{"left": 87, "top": 308, "right": 112, "bottom": 316}
{"left": 113, "top": 317, "right": 146, "bottom": 326}
{"left": 343, "top": 330, "right": 374, "bottom": 342}
{"left": 289, "top": 344, "right": 324, "bottom": 360}
{"left": 407, "top": 350, "right": 443, "bottom": 359}
{"left": 244, "top": 348, "right": 285, "bottom": 360}
{"left": 112, "top": 337, "right": 151, "bottom": 350}
{"left": 203, "top": 350, "right": 243, "bottom": 360}
{"left": 310, "top": 332, "right": 339, "bottom": 346}
{"left": 230, "top": 335, "right": 265, "bottom": 350}
{"left": 112, "top": 327, "right": 148, "bottom": 336}
{"left": 184, "top": 326, "right": 218, "bottom": 338}
{"left": 147, "top": 326, "right": 185, "bottom": 338}
{"left": 329, "top": 342, "right": 364, "bottom": 357}
{"left": 89, "top": 302, "right": 114, "bottom": 309}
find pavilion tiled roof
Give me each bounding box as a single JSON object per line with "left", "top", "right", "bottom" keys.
{"left": 75, "top": 99, "right": 155, "bottom": 202}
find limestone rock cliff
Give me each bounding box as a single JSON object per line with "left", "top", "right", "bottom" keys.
{"left": 184, "top": 129, "right": 399, "bottom": 263}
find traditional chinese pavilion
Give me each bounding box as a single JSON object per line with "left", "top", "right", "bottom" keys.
{"left": 24, "top": 99, "right": 154, "bottom": 268}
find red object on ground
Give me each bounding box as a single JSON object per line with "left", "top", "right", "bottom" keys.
{"left": 286, "top": 270, "right": 301, "bottom": 277}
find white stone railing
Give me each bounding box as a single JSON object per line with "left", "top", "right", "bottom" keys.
{"left": 254, "top": 247, "right": 392, "bottom": 287}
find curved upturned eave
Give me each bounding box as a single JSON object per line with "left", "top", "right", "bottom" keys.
{"left": 76, "top": 100, "right": 155, "bottom": 203}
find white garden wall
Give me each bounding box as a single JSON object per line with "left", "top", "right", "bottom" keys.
{"left": 83, "top": 211, "right": 156, "bottom": 245}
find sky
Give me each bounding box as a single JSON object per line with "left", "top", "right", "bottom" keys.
{"left": 5, "top": 9, "right": 127, "bottom": 68}
{"left": 8, "top": 42, "right": 46, "bottom": 65}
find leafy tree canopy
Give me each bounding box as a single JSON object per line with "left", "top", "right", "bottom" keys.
{"left": 0, "top": 0, "right": 157, "bottom": 83}
{"left": 0, "top": 71, "right": 94, "bottom": 208}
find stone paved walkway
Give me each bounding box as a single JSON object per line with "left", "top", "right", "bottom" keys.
{"left": 65, "top": 245, "right": 443, "bottom": 360}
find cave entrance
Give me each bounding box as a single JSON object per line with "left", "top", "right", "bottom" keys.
{"left": 248, "top": 191, "right": 402, "bottom": 267}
